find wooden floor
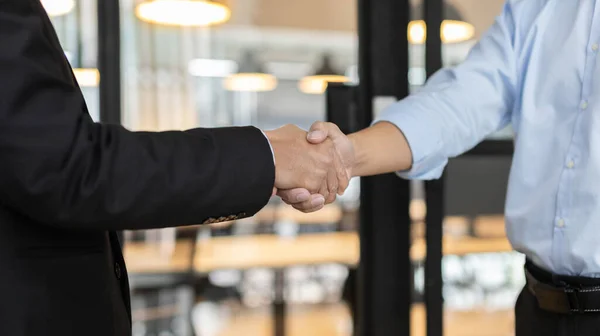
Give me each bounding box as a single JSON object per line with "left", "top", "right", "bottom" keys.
{"left": 212, "top": 304, "right": 514, "bottom": 336}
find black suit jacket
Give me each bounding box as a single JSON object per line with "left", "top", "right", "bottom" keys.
{"left": 0, "top": 1, "right": 275, "bottom": 335}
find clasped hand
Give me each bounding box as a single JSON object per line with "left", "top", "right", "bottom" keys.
{"left": 264, "top": 122, "right": 354, "bottom": 213}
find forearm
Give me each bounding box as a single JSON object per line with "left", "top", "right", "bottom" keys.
{"left": 349, "top": 121, "right": 413, "bottom": 177}
{"left": 0, "top": 122, "right": 275, "bottom": 230}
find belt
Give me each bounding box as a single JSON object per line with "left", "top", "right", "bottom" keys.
{"left": 526, "top": 266, "right": 600, "bottom": 314}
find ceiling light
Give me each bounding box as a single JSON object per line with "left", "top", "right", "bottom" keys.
{"left": 224, "top": 51, "right": 278, "bottom": 92}
{"left": 188, "top": 59, "right": 237, "bottom": 77}
{"left": 135, "top": 0, "right": 230, "bottom": 27}
{"left": 41, "top": 0, "right": 75, "bottom": 17}
{"left": 223, "top": 73, "right": 277, "bottom": 92}
{"left": 409, "top": 3, "right": 474, "bottom": 44}
{"left": 73, "top": 68, "right": 100, "bottom": 87}
{"left": 299, "top": 54, "right": 349, "bottom": 95}
{"left": 63, "top": 52, "right": 100, "bottom": 88}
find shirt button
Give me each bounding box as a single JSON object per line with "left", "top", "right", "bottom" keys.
{"left": 566, "top": 160, "right": 575, "bottom": 169}
{"left": 592, "top": 43, "right": 599, "bottom": 51}
{"left": 557, "top": 219, "right": 565, "bottom": 228}
{"left": 114, "top": 262, "right": 122, "bottom": 279}
{"left": 581, "top": 100, "right": 588, "bottom": 110}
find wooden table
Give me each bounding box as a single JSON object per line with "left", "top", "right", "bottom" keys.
{"left": 195, "top": 232, "right": 357, "bottom": 336}
{"left": 123, "top": 231, "right": 512, "bottom": 275}
{"left": 194, "top": 232, "right": 358, "bottom": 272}
{"left": 124, "top": 241, "right": 193, "bottom": 274}
{"left": 124, "top": 230, "right": 513, "bottom": 336}
{"left": 191, "top": 232, "right": 512, "bottom": 271}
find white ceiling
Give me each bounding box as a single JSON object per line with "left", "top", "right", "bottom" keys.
{"left": 225, "top": 0, "right": 505, "bottom": 40}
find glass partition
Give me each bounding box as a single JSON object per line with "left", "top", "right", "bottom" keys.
{"left": 43, "top": 0, "right": 519, "bottom": 334}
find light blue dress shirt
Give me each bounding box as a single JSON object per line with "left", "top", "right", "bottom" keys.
{"left": 376, "top": 0, "right": 600, "bottom": 277}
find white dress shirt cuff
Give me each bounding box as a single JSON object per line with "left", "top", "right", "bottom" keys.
{"left": 261, "top": 130, "right": 275, "bottom": 165}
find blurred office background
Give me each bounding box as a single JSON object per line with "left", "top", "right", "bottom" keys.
{"left": 45, "top": 0, "right": 519, "bottom": 335}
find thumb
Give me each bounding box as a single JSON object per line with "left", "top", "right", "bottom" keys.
{"left": 307, "top": 121, "right": 341, "bottom": 144}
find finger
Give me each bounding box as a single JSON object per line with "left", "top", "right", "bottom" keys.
{"left": 325, "top": 168, "right": 338, "bottom": 204}
{"left": 306, "top": 121, "right": 328, "bottom": 144}
{"left": 333, "top": 152, "right": 350, "bottom": 195}
{"left": 307, "top": 122, "right": 344, "bottom": 144}
{"left": 277, "top": 188, "right": 311, "bottom": 204}
{"left": 272, "top": 187, "right": 277, "bottom": 197}
{"left": 337, "top": 177, "right": 349, "bottom": 196}
{"left": 293, "top": 203, "right": 324, "bottom": 213}
{"left": 318, "top": 177, "right": 330, "bottom": 204}
{"left": 290, "top": 194, "right": 326, "bottom": 213}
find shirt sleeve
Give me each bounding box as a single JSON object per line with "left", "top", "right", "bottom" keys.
{"left": 374, "top": 1, "right": 518, "bottom": 180}
{"left": 261, "top": 130, "right": 276, "bottom": 165}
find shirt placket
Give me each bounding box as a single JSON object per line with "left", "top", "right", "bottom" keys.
{"left": 551, "top": 2, "right": 600, "bottom": 274}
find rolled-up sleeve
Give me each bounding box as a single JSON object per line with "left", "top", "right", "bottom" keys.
{"left": 374, "top": 1, "right": 518, "bottom": 180}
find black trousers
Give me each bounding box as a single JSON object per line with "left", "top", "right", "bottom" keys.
{"left": 516, "top": 262, "right": 600, "bottom": 336}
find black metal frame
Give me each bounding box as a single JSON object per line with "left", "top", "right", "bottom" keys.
{"left": 97, "top": 0, "right": 123, "bottom": 245}
{"left": 273, "top": 269, "right": 286, "bottom": 336}
{"left": 97, "top": 0, "right": 122, "bottom": 125}
{"left": 464, "top": 140, "right": 514, "bottom": 156}
{"left": 423, "top": 0, "right": 444, "bottom": 335}
{"left": 355, "top": 0, "right": 412, "bottom": 335}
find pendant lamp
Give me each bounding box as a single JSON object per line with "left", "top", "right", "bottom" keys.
{"left": 223, "top": 51, "right": 277, "bottom": 92}
{"left": 298, "top": 54, "right": 349, "bottom": 95}
{"left": 408, "top": 2, "right": 474, "bottom": 44}
{"left": 135, "top": 0, "right": 230, "bottom": 26}
{"left": 41, "top": 0, "right": 75, "bottom": 17}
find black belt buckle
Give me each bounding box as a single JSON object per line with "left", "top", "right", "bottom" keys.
{"left": 565, "top": 285, "right": 584, "bottom": 314}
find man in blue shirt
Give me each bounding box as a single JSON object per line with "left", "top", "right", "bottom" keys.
{"left": 277, "top": 0, "right": 600, "bottom": 334}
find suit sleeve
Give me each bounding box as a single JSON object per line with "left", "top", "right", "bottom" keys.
{"left": 0, "top": 0, "right": 275, "bottom": 230}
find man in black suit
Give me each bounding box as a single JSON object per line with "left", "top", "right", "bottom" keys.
{"left": 0, "top": 1, "right": 352, "bottom": 335}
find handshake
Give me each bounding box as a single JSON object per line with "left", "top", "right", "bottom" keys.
{"left": 264, "top": 121, "right": 355, "bottom": 213}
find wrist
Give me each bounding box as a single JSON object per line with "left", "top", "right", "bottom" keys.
{"left": 348, "top": 132, "right": 364, "bottom": 177}
{"left": 261, "top": 130, "right": 277, "bottom": 192}
{"left": 347, "top": 122, "right": 413, "bottom": 177}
